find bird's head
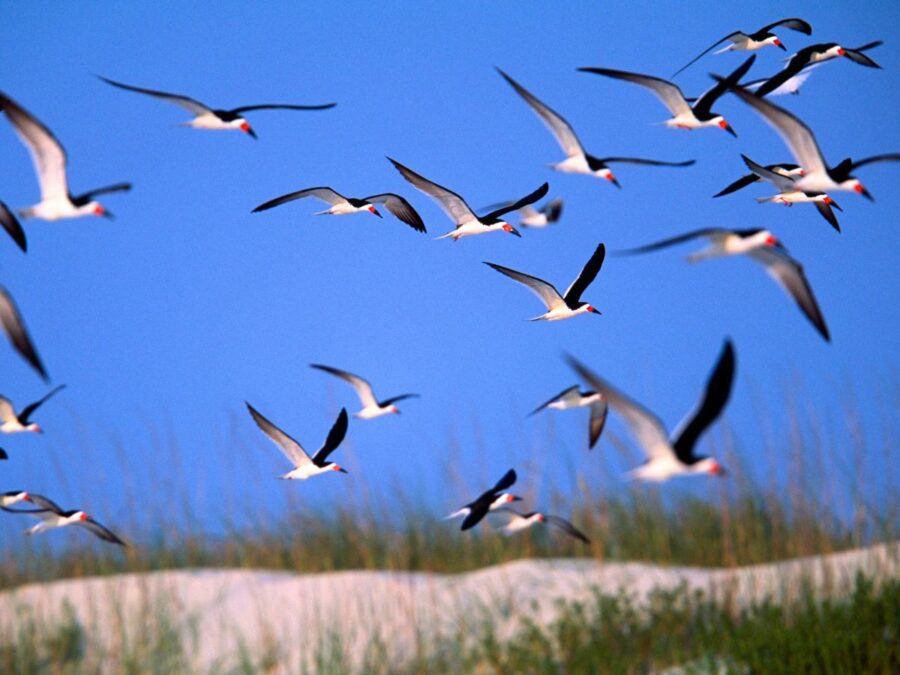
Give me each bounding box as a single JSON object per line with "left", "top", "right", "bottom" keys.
{"left": 389, "top": 404, "right": 400, "bottom": 415}
{"left": 596, "top": 167, "right": 620, "bottom": 188}
{"left": 698, "top": 458, "right": 727, "bottom": 477}
{"left": 331, "top": 464, "right": 348, "bottom": 474}
{"left": 583, "top": 304, "right": 601, "bottom": 316}
{"left": 716, "top": 117, "right": 736, "bottom": 137}
{"left": 535, "top": 513, "right": 546, "bottom": 523}
{"left": 768, "top": 36, "right": 786, "bottom": 51}
{"left": 502, "top": 493, "right": 522, "bottom": 505}
{"left": 27, "top": 423, "right": 42, "bottom": 434}
{"left": 500, "top": 222, "right": 521, "bottom": 237}
{"left": 84, "top": 202, "right": 113, "bottom": 219}
{"left": 845, "top": 178, "right": 872, "bottom": 201}
{"left": 368, "top": 205, "right": 383, "bottom": 218}
{"left": 237, "top": 119, "right": 257, "bottom": 139}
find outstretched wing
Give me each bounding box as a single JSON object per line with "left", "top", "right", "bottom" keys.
{"left": 18, "top": 384, "right": 66, "bottom": 425}
{"left": 480, "top": 183, "right": 549, "bottom": 222}
{"left": 0, "top": 201, "right": 27, "bottom": 252}
{"left": 310, "top": 364, "right": 378, "bottom": 408}
{"left": 545, "top": 515, "right": 591, "bottom": 544}
{"left": 758, "top": 18, "right": 813, "bottom": 35}
{"left": 388, "top": 157, "right": 477, "bottom": 227}
{"left": 77, "top": 517, "right": 126, "bottom": 546}
{"left": 484, "top": 262, "right": 565, "bottom": 312}
{"left": 529, "top": 385, "right": 580, "bottom": 416}
{"left": 311, "top": 408, "right": 349, "bottom": 466}
{"left": 563, "top": 243, "right": 605, "bottom": 306}
{"left": 245, "top": 402, "right": 312, "bottom": 468}
{"left": 672, "top": 30, "right": 745, "bottom": 78}
{"left": 252, "top": 187, "right": 348, "bottom": 213}
{"left": 228, "top": 102, "right": 336, "bottom": 113}
{"left": 578, "top": 67, "right": 693, "bottom": 117}
{"left": 615, "top": 229, "right": 729, "bottom": 255}
{"left": 365, "top": 193, "right": 426, "bottom": 232}
{"left": 588, "top": 399, "right": 608, "bottom": 449}
{"left": 70, "top": 183, "right": 132, "bottom": 207}
{"left": 99, "top": 76, "right": 212, "bottom": 115}
{"left": 0, "top": 286, "right": 48, "bottom": 381}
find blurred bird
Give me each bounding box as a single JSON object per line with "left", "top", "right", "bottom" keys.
{"left": 450, "top": 469, "right": 521, "bottom": 531}
{"left": 310, "top": 364, "right": 418, "bottom": 419}
{"left": 490, "top": 508, "right": 591, "bottom": 544}
{"left": 3, "top": 493, "right": 125, "bottom": 545}
{"left": 0, "top": 385, "right": 66, "bottom": 434}
{"left": 0, "top": 286, "right": 48, "bottom": 381}
{"left": 529, "top": 386, "right": 608, "bottom": 449}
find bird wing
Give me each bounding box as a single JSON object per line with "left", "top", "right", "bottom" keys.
{"left": 844, "top": 41, "right": 883, "bottom": 68}
{"left": 23, "top": 493, "right": 65, "bottom": 514}
{"left": 728, "top": 86, "right": 829, "bottom": 178}
{"left": 0, "top": 287, "right": 48, "bottom": 381}
{"left": 480, "top": 183, "right": 550, "bottom": 222}
{"left": 758, "top": 18, "right": 813, "bottom": 35}
{"left": 98, "top": 76, "right": 212, "bottom": 115}
{"left": 713, "top": 173, "right": 762, "bottom": 197}
{"left": 387, "top": 158, "right": 477, "bottom": 227}
{"left": 578, "top": 68, "right": 693, "bottom": 116}
{"left": 693, "top": 55, "right": 756, "bottom": 117}
{"left": 671, "top": 30, "right": 744, "bottom": 78}
{"left": 245, "top": 402, "right": 312, "bottom": 468}
{"left": 460, "top": 497, "right": 493, "bottom": 531}
{"left": 615, "top": 229, "right": 730, "bottom": 255}
{"left": 252, "top": 187, "right": 348, "bottom": 213}
{"left": 497, "top": 68, "right": 585, "bottom": 158}
{"left": 565, "top": 354, "right": 673, "bottom": 461}
{"left": 563, "top": 243, "right": 606, "bottom": 306}
{"left": 364, "top": 193, "right": 426, "bottom": 232}
{"left": 541, "top": 198, "right": 563, "bottom": 222}
{"left": 670, "top": 340, "right": 736, "bottom": 464}
{"left": 484, "top": 262, "right": 566, "bottom": 312}
{"left": 18, "top": 384, "right": 66, "bottom": 425}
{"left": 848, "top": 153, "right": 900, "bottom": 173}
{"left": 0, "top": 397, "right": 17, "bottom": 423}
{"left": 492, "top": 468, "right": 517, "bottom": 493}
{"left": 589, "top": 399, "right": 609, "bottom": 449}
{"left": 600, "top": 157, "right": 696, "bottom": 168}
{"left": 744, "top": 62, "right": 819, "bottom": 96}
{"left": 545, "top": 515, "right": 591, "bottom": 544}
{"left": 741, "top": 154, "right": 796, "bottom": 191}
{"left": 311, "top": 408, "right": 349, "bottom": 466}
{"left": 77, "top": 517, "right": 126, "bottom": 545}
{"left": 379, "top": 393, "right": 419, "bottom": 407}
{"left": 228, "top": 102, "right": 336, "bottom": 113}
{"left": 813, "top": 201, "right": 842, "bottom": 233}
{"left": 69, "top": 183, "right": 132, "bottom": 207}
{"left": 0, "top": 92, "right": 69, "bottom": 202}
{"left": 310, "top": 364, "right": 378, "bottom": 408}
{"left": 748, "top": 247, "right": 830, "bottom": 341}
{"left": 528, "top": 385, "right": 580, "bottom": 416}
{"left": 0, "top": 201, "right": 27, "bottom": 252}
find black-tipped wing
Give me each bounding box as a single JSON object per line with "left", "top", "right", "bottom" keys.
{"left": 0, "top": 287, "right": 47, "bottom": 381}
{"left": 615, "top": 229, "right": 731, "bottom": 255}
{"left": 694, "top": 55, "right": 756, "bottom": 116}
{"left": 563, "top": 243, "right": 605, "bottom": 307}
{"left": 229, "top": 102, "right": 336, "bottom": 113}
{"left": 245, "top": 402, "right": 312, "bottom": 468}
{"left": 252, "top": 187, "right": 348, "bottom": 213}
{"left": 600, "top": 157, "right": 696, "bottom": 168}
{"left": 99, "top": 76, "right": 212, "bottom": 115}
{"left": 77, "top": 517, "right": 126, "bottom": 546}
{"left": 70, "top": 183, "right": 132, "bottom": 207}
{"left": 387, "top": 157, "right": 478, "bottom": 227}
{"left": 529, "top": 385, "right": 580, "bottom": 416}
{"left": 481, "top": 182, "right": 549, "bottom": 222}
{"left": 484, "top": 262, "right": 565, "bottom": 311}
{"left": 311, "top": 408, "right": 349, "bottom": 466}
{"left": 578, "top": 68, "right": 692, "bottom": 117}
{"left": 365, "top": 193, "right": 426, "bottom": 232}
{"left": 0, "top": 201, "right": 27, "bottom": 252}
{"left": 18, "top": 384, "right": 66, "bottom": 425}
{"left": 23, "top": 493, "right": 65, "bottom": 514}
{"left": 672, "top": 30, "right": 745, "bottom": 78}
{"left": 759, "top": 18, "right": 813, "bottom": 35}
{"left": 545, "top": 515, "right": 591, "bottom": 544}
{"left": 671, "top": 340, "right": 736, "bottom": 463}
{"left": 588, "top": 399, "right": 608, "bottom": 449}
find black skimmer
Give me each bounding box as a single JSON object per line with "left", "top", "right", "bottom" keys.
{"left": 310, "top": 364, "right": 418, "bottom": 419}
{"left": 739, "top": 155, "right": 842, "bottom": 232}
{"left": 0, "top": 286, "right": 48, "bottom": 381}
{"left": 672, "top": 18, "right": 813, "bottom": 77}
{"left": 0, "top": 201, "right": 27, "bottom": 252}
{"left": 252, "top": 187, "right": 425, "bottom": 232}
{"left": 490, "top": 508, "right": 590, "bottom": 544}
{"left": 529, "top": 386, "right": 608, "bottom": 449}
{"left": 99, "top": 76, "right": 335, "bottom": 139}
{"left": 485, "top": 243, "right": 605, "bottom": 321}
{"left": 388, "top": 157, "right": 547, "bottom": 240}
{"left": 725, "top": 85, "right": 898, "bottom": 198}
{"left": 567, "top": 342, "right": 735, "bottom": 482}
{"left": 2, "top": 492, "right": 125, "bottom": 545}
{"left": 743, "top": 63, "right": 821, "bottom": 97}
{"left": 497, "top": 69, "right": 695, "bottom": 186}
{"left": 451, "top": 469, "right": 520, "bottom": 531}
{"left": 750, "top": 41, "right": 882, "bottom": 98}
{"left": 714, "top": 163, "right": 804, "bottom": 198}
{"left": 246, "top": 403, "right": 349, "bottom": 479}
{"left": 0, "top": 92, "right": 131, "bottom": 221}
{"left": 617, "top": 229, "right": 829, "bottom": 340}
{"left": 482, "top": 197, "right": 564, "bottom": 229}
{"left": 0, "top": 385, "right": 66, "bottom": 434}
{"left": 578, "top": 56, "right": 756, "bottom": 136}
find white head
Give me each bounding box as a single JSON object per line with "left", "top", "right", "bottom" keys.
{"left": 764, "top": 35, "right": 785, "bottom": 51}
{"left": 388, "top": 405, "right": 400, "bottom": 415}
{"left": 79, "top": 202, "right": 108, "bottom": 218}
{"left": 840, "top": 178, "right": 871, "bottom": 200}
{"left": 494, "top": 221, "right": 521, "bottom": 238}
{"left": 26, "top": 423, "right": 42, "bottom": 434}
{"left": 595, "top": 167, "right": 619, "bottom": 186}
{"left": 693, "top": 458, "right": 726, "bottom": 476}
{"left": 69, "top": 511, "right": 90, "bottom": 524}
{"left": 231, "top": 117, "right": 257, "bottom": 138}
{"left": 3, "top": 491, "right": 29, "bottom": 506}
{"left": 749, "top": 229, "right": 779, "bottom": 249}
{"left": 490, "top": 493, "right": 522, "bottom": 510}
{"left": 711, "top": 115, "right": 736, "bottom": 137}
{"left": 827, "top": 45, "right": 847, "bottom": 59}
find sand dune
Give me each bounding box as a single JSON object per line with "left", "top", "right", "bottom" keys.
{"left": 2, "top": 543, "right": 896, "bottom": 671}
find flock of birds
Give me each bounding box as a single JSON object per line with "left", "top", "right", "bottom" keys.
{"left": 0, "top": 16, "right": 897, "bottom": 549}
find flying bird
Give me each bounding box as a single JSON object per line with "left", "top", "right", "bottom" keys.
{"left": 3, "top": 493, "right": 125, "bottom": 545}
{"left": 566, "top": 342, "right": 736, "bottom": 482}
{"left": 0, "top": 385, "right": 66, "bottom": 434}
{"left": 740, "top": 155, "right": 842, "bottom": 231}
{"left": 750, "top": 41, "right": 882, "bottom": 98}
{"left": 0, "top": 286, "right": 48, "bottom": 381}
{"left": 490, "top": 508, "right": 591, "bottom": 544}
{"left": 0, "top": 201, "right": 27, "bottom": 252}
{"left": 1, "top": 491, "right": 34, "bottom": 508}
{"left": 725, "top": 85, "right": 898, "bottom": 198}
{"left": 310, "top": 364, "right": 418, "bottom": 419}
{"left": 451, "top": 469, "right": 520, "bottom": 531}
{"left": 99, "top": 76, "right": 335, "bottom": 139}
{"left": 485, "top": 243, "right": 605, "bottom": 321}
{"left": 616, "top": 229, "right": 829, "bottom": 341}
{"left": 743, "top": 63, "right": 821, "bottom": 97}
{"left": 714, "top": 163, "right": 804, "bottom": 198}
{"left": 578, "top": 56, "right": 755, "bottom": 136}
{"left": 497, "top": 68, "right": 695, "bottom": 186}
{"left": 0, "top": 91, "right": 130, "bottom": 221}
{"left": 252, "top": 187, "right": 425, "bottom": 232}
{"left": 246, "top": 403, "right": 349, "bottom": 479}
{"left": 516, "top": 198, "right": 564, "bottom": 228}
{"left": 388, "top": 157, "right": 547, "bottom": 240}
{"left": 672, "top": 18, "right": 812, "bottom": 77}
{"left": 529, "top": 386, "right": 608, "bottom": 449}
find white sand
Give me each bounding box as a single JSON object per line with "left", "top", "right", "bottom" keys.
{"left": 1, "top": 543, "right": 896, "bottom": 671}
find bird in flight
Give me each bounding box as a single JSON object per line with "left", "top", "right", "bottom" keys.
{"left": 310, "top": 364, "right": 418, "bottom": 419}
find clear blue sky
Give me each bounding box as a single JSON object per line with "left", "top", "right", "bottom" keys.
{"left": 1, "top": 2, "right": 897, "bottom": 538}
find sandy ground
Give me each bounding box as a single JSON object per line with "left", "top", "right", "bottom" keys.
{"left": 1, "top": 543, "right": 897, "bottom": 671}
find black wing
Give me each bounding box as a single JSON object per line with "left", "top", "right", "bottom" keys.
{"left": 18, "top": 384, "right": 66, "bottom": 425}
{"left": 378, "top": 393, "right": 419, "bottom": 407}
{"left": 98, "top": 76, "right": 212, "bottom": 115}
{"left": 600, "top": 157, "right": 696, "bottom": 168}
{"left": 492, "top": 468, "right": 517, "bottom": 493}
{"left": 0, "top": 287, "right": 48, "bottom": 381}
{"left": 0, "top": 448, "right": 6, "bottom": 460}
{"left": 672, "top": 30, "right": 744, "bottom": 78}
{"left": 545, "top": 515, "right": 591, "bottom": 544}
{"left": 79, "top": 517, "right": 127, "bottom": 546}
{"left": 364, "top": 193, "right": 427, "bottom": 232}
{"left": 588, "top": 399, "right": 608, "bottom": 449}
{"left": 70, "top": 183, "right": 132, "bottom": 207}
{"left": 311, "top": 408, "right": 349, "bottom": 466}
{"left": 460, "top": 495, "right": 493, "bottom": 531}
{"left": 814, "top": 201, "right": 841, "bottom": 233}
{"left": 0, "top": 201, "right": 27, "bottom": 252}
{"left": 563, "top": 243, "right": 605, "bottom": 307}
{"left": 528, "top": 385, "right": 579, "bottom": 416}
{"left": 758, "top": 18, "right": 813, "bottom": 36}
{"left": 830, "top": 153, "right": 900, "bottom": 182}
{"left": 844, "top": 41, "right": 883, "bottom": 68}
{"left": 23, "top": 493, "right": 66, "bottom": 514}
{"left": 481, "top": 183, "right": 549, "bottom": 222}
{"left": 752, "top": 46, "right": 819, "bottom": 98}
{"left": 614, "top": 229, "right": 727, "bottom": 255}
{"left": 228, "top": 103, "right": 336, "bottom": 114}
{"left": 713, "top": 173, "right": 761, "bottom": 197}
{"left": 694, "top": 55, "right": 756, "bottom": 116}
{"left": 671, "top": 340, "right": 736, "bottom": 464}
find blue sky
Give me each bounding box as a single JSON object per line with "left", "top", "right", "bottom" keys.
{"left": 1, "top": 2, "right": 897, "bottom": 539}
